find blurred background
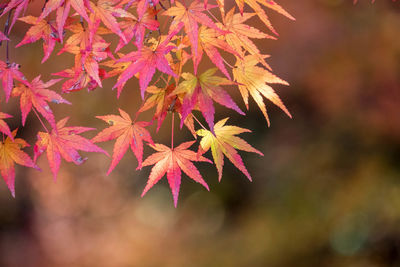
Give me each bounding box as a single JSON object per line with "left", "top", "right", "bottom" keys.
{"left": 0, "top": 0, "right": 399, "bottom": 266}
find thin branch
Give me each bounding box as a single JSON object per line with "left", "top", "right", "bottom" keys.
{"left": 42, "top": 0, "right": 49, "bottom": 12}
{"left": 1, "top": 10, "right": 13, "bottom": 65}
{"left": 158, "top": 1, "right": 167, "bottom": 10}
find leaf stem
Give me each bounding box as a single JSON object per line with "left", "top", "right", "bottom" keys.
{"left": 171, "top": 112, "right": 174, "bottom": 149}
{"left": 192, "top": 113, "right": 207, "bottom": 130}
{"left": 133, "top": 93, "right": 149, "bottom": 122}
{"left": 206, "top": 9, "right": 222, "bottom": 24}
{"left": 221, "top": 56, "right": 234, "bottom": 69}
{"left": 32, "top": 107, "right": 49, "bottom": 133}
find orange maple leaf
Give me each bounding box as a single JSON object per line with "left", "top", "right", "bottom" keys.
{"left": 16, "top": 16, "right": 60, "bottom": 63}
{"left": 92, "top": 109, "right": 153, "bottom": 174}
{"left": 220, "top": 8, "right": 274, "bottom": 70}
{"left": 233, "top": 0, "right": 294, "bottom": 35}
{"left": 233, "top": 55, "right": 291, "bottom": 126}
{"left": 0, "top": 112, "right": 13, "bottom": 141}
{"left": 0, "top": 129, "right": 38, "bottom": 197}
{"left": 34, "top": 118, "right": 107, "bottom": 179}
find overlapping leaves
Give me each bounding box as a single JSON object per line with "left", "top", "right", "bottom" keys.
{"left": 0, "top": 0, "right": 294, "bottom": 206}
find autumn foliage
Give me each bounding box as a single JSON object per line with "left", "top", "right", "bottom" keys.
{"left": 0, "top": 0, "right": 294, "bottom": 206}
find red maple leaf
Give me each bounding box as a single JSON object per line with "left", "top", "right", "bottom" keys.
{"left": 90, "top": 0, "right": 136, "bottom": 44}
{"left": 116, "top": 8, "right": 159, "bottom": 50}
{"left": 12, "top": 76, "right": 70, "bottom": 128}
{"left": 53, "top": 66, "right": 107, "bottom": 93}
{"left": 163, "top": 0, "right": 226, "bottom": 73}
{"left": 39, "top": 0, "right": 91, "bottom": 42}
{"left": 113, "top": 36, "right": 177, "bottom": 98}
{"left": 0, "top": 61, "right": 27, "bottom": 102}
{"left": 0, "top": 0, "right": 30, "bottom": 34}
{"left": 142, "top": 141, "right": 211, "bottom": 207}
{"left": 34, "top": 117, "right": 108, "bottom": 179}
{"left": 16, "top": 16, "right": 60, "bottom": 63}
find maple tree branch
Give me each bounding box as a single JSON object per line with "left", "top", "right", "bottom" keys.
{"left": 160, "top": 74, "right": 169, "bottom": 85}
{"left": 133, "top": 93, "right": 149, "bottom": 122}
{"left": 42, "top": 0, "right": 49, "bottom": 12}
{"left": 1, "top": 10, "right": 12, "bottom": 65}
{"left": 32, "top": 107, "right": 49, "bottom": 133}
{"left": 158, "top": 1, "right": 167, "bottom": 11}
{"left": 154, "top": 6, "right": 162, "bottom": 40}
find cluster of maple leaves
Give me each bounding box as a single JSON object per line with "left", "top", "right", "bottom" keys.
{"left": 0, "top": 0, "right": 294, "bottom": 206}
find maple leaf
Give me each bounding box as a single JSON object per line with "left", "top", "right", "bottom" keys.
{"left": 16, "top": 16, "right": 60, "bottom": 63}
{"left": 58, "top": 22, "right": 110, "bottom": 55}
{"left": 0, "top": 129, "right": 38, "bottom": 197}
{"left": 39, "top": 0, "right": 91, "bottom": 42}
{"left": 220, "top": 8, "right": 274, "bottom": 70}
{"left": 116, "top": 8, "right": 159, "bottom": 51}
{"left": 138, "top": 84, "right": 176, "bottom": 130}
{"left": 142, "top": 141, "right": 211, "bottom": 207}
{"left": 0, "top": 61, "right": 28, "bottom": 102}
{"left": 58, "top": 21, "right": 111, "bottom": 88}
{"left": 12, "top": 76, "right": 70, "bottom": 128}
{"left": 34, "top": 117, "right": 107, "bottom": 179}
{"left": 232, "top": 55, "right": 291, "bottom": 126}
{"left": 58, "top": 23, "right": 111, "bottom": 86}
{"left": 101, "top": 52, "right": 132, "bottom": 77}
{"left": 90, "top": 0, "right": 136, "bottom": 44}
{"left": 171, "top": 68, "right": 244, "bottom": 132}
{"left": 113, "top": 37, "right": 177, "bottom": 98}
{"left": 130, "top": 0, "right": 160, "bottom": 19}
{"left": 163, "top": 0, "right": 225, "bottom": 73}
{"left": 91, "top": 109, "right": 153, "bottom": 174}
{"left": 197, "top": 118, "right": 263, "bottom": 181}
{"left": 53, "top": 65, "right": 107, "bottom": 93}
{"left": 0, "top": 0, "right": 30, "bottom": 34}
{"left": 195, "top": 25, "right": 240, "bottom": 79}
{"left": 0, "top": 112, "right": 13, "bottom": 140}
{"left": 233, "top": 0, "right": 294, "bottom": 35}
